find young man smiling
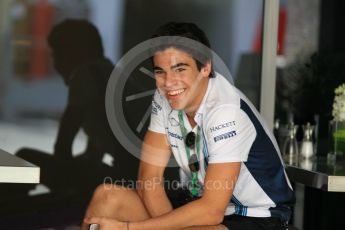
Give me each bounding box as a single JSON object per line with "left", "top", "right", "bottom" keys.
{"left": 154, "top": 47, "right": 209, "bottom": 122}
{"left": 83, "top": 22, "right": 295, "bottom": 230}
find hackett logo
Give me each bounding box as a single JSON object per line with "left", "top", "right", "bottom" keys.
{"left": 210, "top": 121, "right": 236, "bottom": 133}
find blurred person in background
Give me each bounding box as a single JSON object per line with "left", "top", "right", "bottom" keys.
{"left": 14, "top": 19, "right": 138, "bottom": 197}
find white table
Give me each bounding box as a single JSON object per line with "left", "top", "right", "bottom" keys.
{"left": 0, "top": 148, "right": 40, "bottom": 183}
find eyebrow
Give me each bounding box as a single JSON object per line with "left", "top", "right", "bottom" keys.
{"left": 153, "top": 66, "right": 164, "bottom": 71}
{"left": 153, "top": 63, "right": 190, "bottom": 71}
{"left": 171, "top": 63, "right": 189, "bottom": 69}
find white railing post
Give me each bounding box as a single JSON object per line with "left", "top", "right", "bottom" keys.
{"left": 260, "top": 0, "right": 280, "bottom": 130}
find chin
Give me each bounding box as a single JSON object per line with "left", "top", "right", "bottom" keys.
{"left": 170, "top": 105, "right": 180, "bottom": 110}
{"left": 169, "top": 102, "right": 183, "bottom": 111}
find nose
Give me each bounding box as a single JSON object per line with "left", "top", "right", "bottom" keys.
{"left": 164, "top": 71, "right": 176, "bottom": 87}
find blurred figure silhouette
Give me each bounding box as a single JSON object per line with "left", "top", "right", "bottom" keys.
{"left": 0, "top": 19, "right": 139, "bottom": 228}
{"left": 13, "top": 19, "right": 138, "bottom": 196}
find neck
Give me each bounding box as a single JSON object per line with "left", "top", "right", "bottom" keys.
{"left": 186, "top": 110, "right": 195, "bottom": 119}
{"left": 186, "top": 112, "right": 197, "bottom": 128}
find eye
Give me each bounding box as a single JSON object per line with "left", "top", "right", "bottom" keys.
{"left": 154, "top": 70, "right": 165, "bottom": 75}
{"left": 175, "top": 68, "right": 186, "bottom": 73}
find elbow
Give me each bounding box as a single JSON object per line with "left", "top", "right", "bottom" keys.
{"left": 205, "top": 208, "right": 225, "bottom": 225}
{"left": 198, "top": 197, "right": 226, "bottom": 225}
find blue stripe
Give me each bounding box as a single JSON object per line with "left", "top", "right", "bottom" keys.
{"left": 231, "top": 195, "right": 242, "bottom": 205}
{"left": 202, "top": 130, "right": 209, "bottom": 169}
{"left": 231, "top": 195, "right": 247, "bottom": 216}
{"left": 236, "top": 206, "right": 241, "bottom": 215}
{"left": 232, "top": 196, "right": 241, "bottom": 205}
{"left": 240, "top": 99, "right": 295, "bottom": 220}
{"left": 235, "top": 205, "right": 239, "bottom": 214}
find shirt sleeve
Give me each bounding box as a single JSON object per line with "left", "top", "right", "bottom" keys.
{"left": 148, "top": 90, "right": 166, "bottom": 134}
{"left": 204, "top": 105, "right": 257, "bottom": 163}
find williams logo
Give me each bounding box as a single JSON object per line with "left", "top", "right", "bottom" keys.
{"left": 214, "top": 130, "right": 237, "bottom": 142}
{"left": 168, "top": 131, "right": 183, "bottom": 140}
{"left": 152, "top": 100, "right": 162, "bottom": 115}
{"left": 152, "top": 100, "right": 162, "bottom": 111}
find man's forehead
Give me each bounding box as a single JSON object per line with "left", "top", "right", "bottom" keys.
{"left": 154, "top": 47, "right": 192, "bottom": 56}
{"left": 153, "top": 47, "right": 193, "bottom": 64}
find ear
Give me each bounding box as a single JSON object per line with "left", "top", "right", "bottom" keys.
{"left": 201, "top": 61, "right": 212, "bottom": 78}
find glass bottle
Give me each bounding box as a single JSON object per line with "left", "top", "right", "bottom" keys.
{"left": 273, "top": 119, "right": 281, "bottom": 148}
{"left": 282, "top": 122, "right": 299, "bottom": 164}
{"left": 300, "top": 122, "right": 314, "bottom": 159}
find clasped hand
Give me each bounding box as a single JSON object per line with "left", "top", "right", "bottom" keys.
{"left": 84, "top": 216, "right": 128, "bottom": 230}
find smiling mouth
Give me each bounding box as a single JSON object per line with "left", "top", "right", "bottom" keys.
{"left": 167, "top": 88, "right": 185, "bottom": 96}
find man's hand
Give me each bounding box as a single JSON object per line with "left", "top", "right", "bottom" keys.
{"left": 84, "top": 217, "right": 128, "bottom": 230}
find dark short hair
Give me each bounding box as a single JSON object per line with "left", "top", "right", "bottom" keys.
{"left": 151, "top": 22, "right": 214, "bottom": 77}
{"left": 47, "top": 19, "right": 103, "bottom": 59}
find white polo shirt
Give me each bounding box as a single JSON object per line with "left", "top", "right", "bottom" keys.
{"left": 148, "top": 73, "right": 295, "bottom": 221}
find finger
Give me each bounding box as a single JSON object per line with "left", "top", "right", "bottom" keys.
{"left": 82, "top": 222, "right": 92, "bottom": 230}
{"left": 89, "top": 223, "right": 100, "bottom": 230}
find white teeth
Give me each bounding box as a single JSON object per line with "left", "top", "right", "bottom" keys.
{"left": 168, "top": 89, "right": 185, "bottom": 96}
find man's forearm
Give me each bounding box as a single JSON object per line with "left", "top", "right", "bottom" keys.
{"left": 129, "top": 197, "right": 223, "bottom": 230}
{"left": 138, "top": 182, "right": 173, "bottom": 217}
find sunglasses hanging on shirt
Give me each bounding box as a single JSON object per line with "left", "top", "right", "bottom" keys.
{"left": 178, "top": 111, "right": 201, "bottom": 197}
{"left": 185, "top": 131, "right": 196, "bottom": 148}
{"left": 185, "top": 131, "right": 200, "bottom": 172}
{"left": 188, "top": 152, "right": 200, "bottom": 172}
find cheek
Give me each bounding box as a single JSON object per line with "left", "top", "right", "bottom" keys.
{"left": 156, "top": 82, "right": 166, "bottom": 97}
{"left": 155, "top": 78, "right": 164, "bottom": 89}
{"left": 181, "top": 78, "right": 193, "bottom": 88}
